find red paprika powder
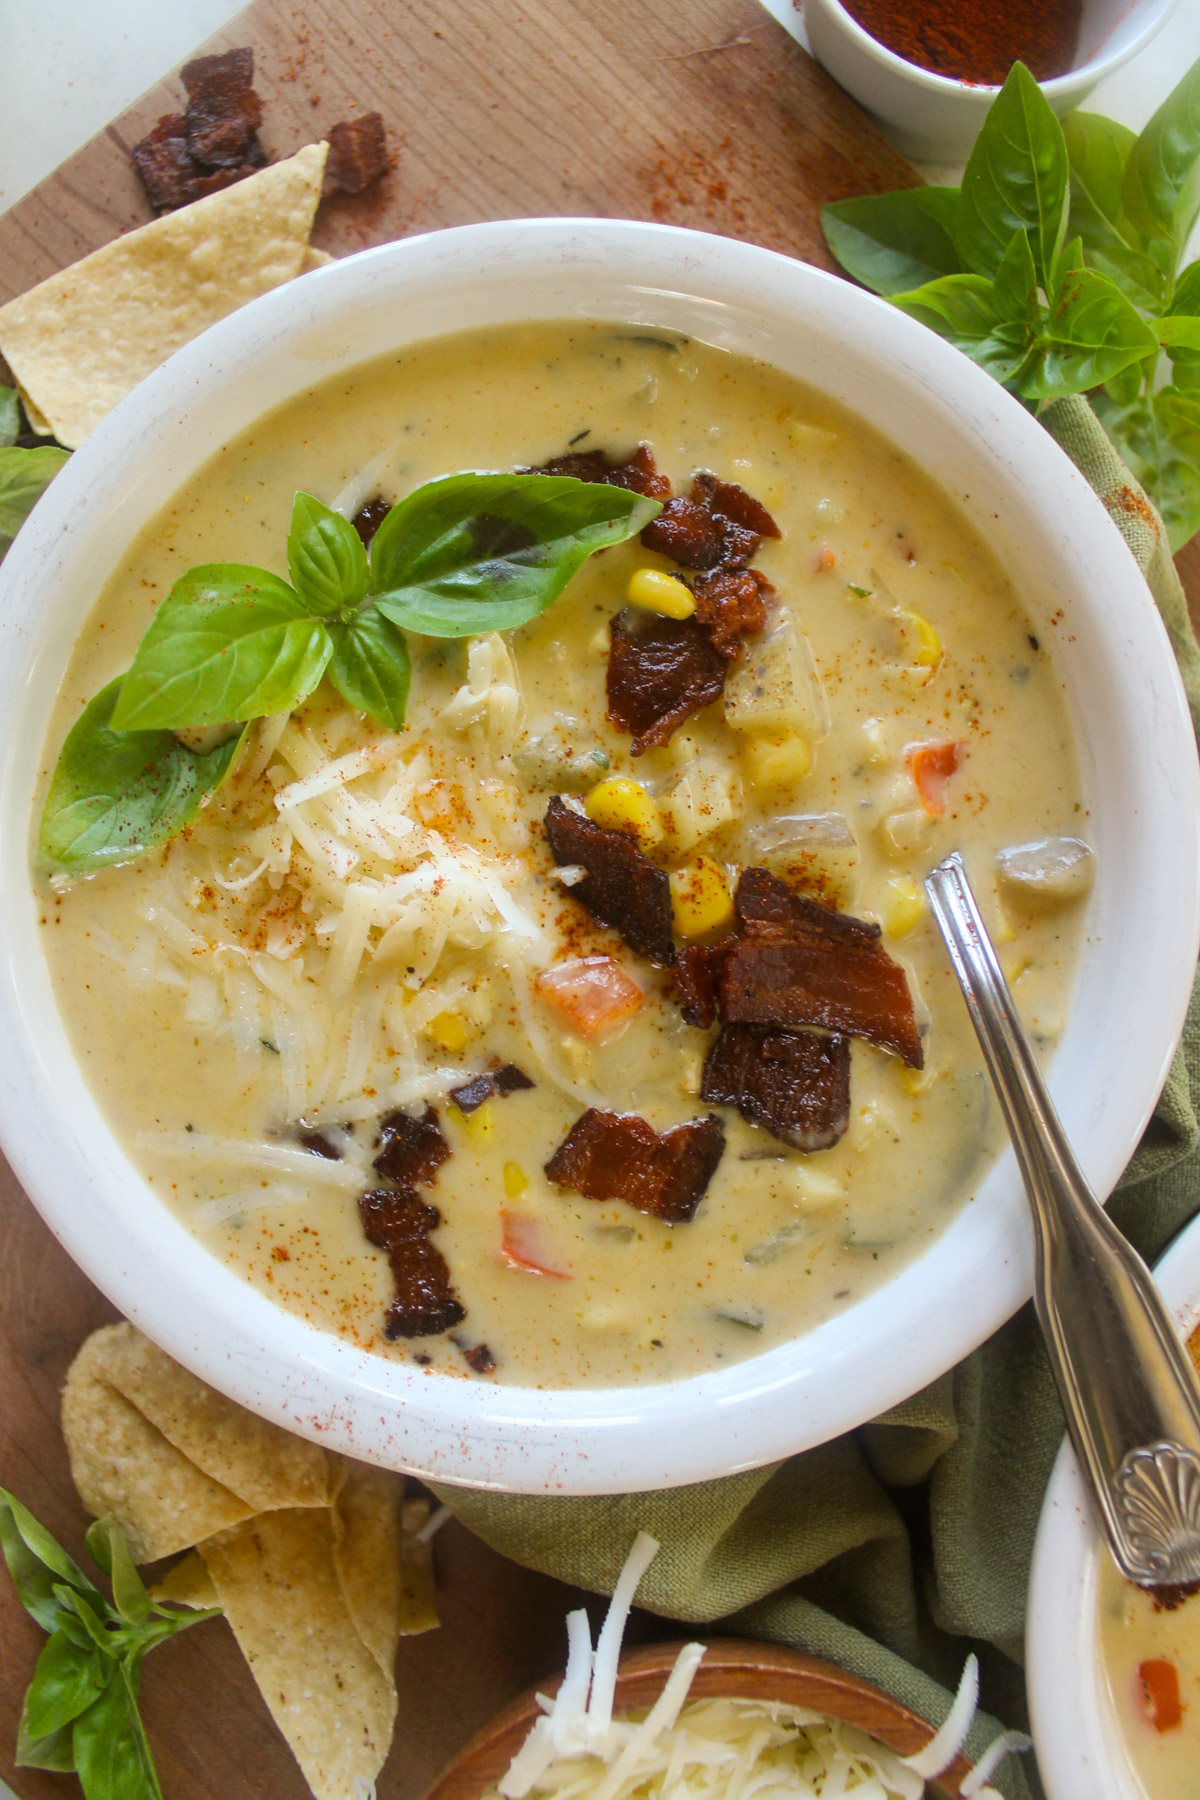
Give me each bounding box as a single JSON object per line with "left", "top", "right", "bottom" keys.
{"left": 839, "top": 0, "right": 1082, "bottom": 85}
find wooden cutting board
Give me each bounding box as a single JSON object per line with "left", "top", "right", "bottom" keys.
{"left": 0, "top": 4, "right": 927, "bottom": 1798}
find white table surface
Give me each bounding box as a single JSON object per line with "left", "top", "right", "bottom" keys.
{"left": 3, "top": 0, "right": 1200, "bottom": 216}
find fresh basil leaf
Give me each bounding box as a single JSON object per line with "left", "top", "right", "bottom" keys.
{"left": 55, "top": 1586, "right": 120, "bottom": 1657}
{"left": 959, "top": 62, "right": 1068, "bottom": 287}
{"left": 890, "top": 273, "right": 1035, "bottom": 384}
{"left": 287, "top": 491, "right": 369, "bottom": 614}
{"left": 25, "top": 1631, "right": 108, "bottom": 1740}
{"left": 0, "top": 1489, "right": 103, "bottom": 1632}
{"left": 1095, "top": 384, "right": 1200, "bottom": 550}
{"left": 40, "top": 676, "right": 241, "bottom": 872}
{"left": 73, "top": 1666, "right": 163, "bottom": 1800}
{"left": 16, "top": 1696, "right": 77, "bottom": 1772}
{"left": 369, "top": 471, "right": 659, "bottom": 637}
{"left": 1022, "top": 267, "right": 1159, "bottom": 399}
{"left": 1103, "top": 360, "right": 1146, "bottom": 406}
{"left": 0, "top": 385, "right": 20, "bottom": 448}
{"left": 1123, "top": 57, "right": 1200, "bottom": 251}
{"left": 994, "top": 229, "right": 1040, "bottom": 322}
{"left": 85, "top": 1520, "right": 149, "bottom": 1627}
{"left": 1156, "top": 314, "right": 1200, "bottom": 350}
{"left": 819, "top": 187, "right": 964, "bottom": 295}
{"left": 1170, "top": 259, "right": 1200, "bottom": 316}
{"left": 0, "top": 444, "right": 70, "bottom": 555}
{"left": 327, "top": 603, "right": 412, "bottom": 728}
{"left": 1062, "top": 111, "right": 1167, "bottom": 309}
{"left": 113, "top": 565, "right": 332, "bottom": 729}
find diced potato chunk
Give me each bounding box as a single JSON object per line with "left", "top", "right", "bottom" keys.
{"left": 724, "top": 609, "right": 829, "bottom": 739}
{"left": 875, "top": 809, "right": 933, "bottom": 861}
{"left": 750, "top": 812, "right": 860, "bottom": 906}
{"left": 996, "top": 836, "right": 1095, "bottom": 905}
{"left": 658, "top": 755, "right": 740, "bottom": 853}
{"left": 741, "top": 732, "right": 813, "bottom": 791}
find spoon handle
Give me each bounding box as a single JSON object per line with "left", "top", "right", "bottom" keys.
{"left": 925, "top": 852, "right": 1200, "bottom": 1585}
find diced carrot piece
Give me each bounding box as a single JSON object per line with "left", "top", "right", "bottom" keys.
{"left": 535, "top": 955, "right": 644, "bottom": 1036}
{"left": 813, "top": 546, "right": 837, "bottom": 572}
{"left": 907, "top": 740, "right": 964, "bottom": 816}
{"left": 1138, "top": 1658, "right": 1183, "bottom": 1732}
{"left": 499, "top": 1211, "right": 572, "bottom": 1278}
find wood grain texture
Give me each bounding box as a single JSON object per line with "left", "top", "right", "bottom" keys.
{"left": 0, "top": 4, "right": 933, "bottom": 1797}
{"left": 423, "top": 1640, "right": 972, "bottom": 1800}
{"left": 0, "top": 0, "right": 919, "bottom": 305}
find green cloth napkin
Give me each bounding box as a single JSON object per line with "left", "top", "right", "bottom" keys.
{"left": 433, "top": 397, "right": 1200, "bottom": 1799}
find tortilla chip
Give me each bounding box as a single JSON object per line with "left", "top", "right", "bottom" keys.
{"left": 0, "top": 142, "right": 327, "bottom": 447}
{"left": 80, "top": 1321, "right": 332, "bottom": 1512}
{"left": 61, "top": 1331, "right": 252, "bottom": 1560}
{"left": 201, "top": 1509, "right": 395, "bottom": 1800}
{"left": 302, "top": 245, "right": 335, "bottom": 270}
{"left": 399, "top": 1497, "right": 440, "bottom": 1635}
{"left": 151, "top": 1549, "right": 220, "bottom": 1609}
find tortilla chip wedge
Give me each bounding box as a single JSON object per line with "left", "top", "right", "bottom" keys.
{"left": 0, "top": 142, "right": 327, "bottom": 447}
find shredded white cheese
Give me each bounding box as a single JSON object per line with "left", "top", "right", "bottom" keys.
{"left": 494, "top": 1537, "right": 1025, "bottom": 1800}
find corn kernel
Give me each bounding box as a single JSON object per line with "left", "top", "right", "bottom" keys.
{"left": 627, "top": 567, "right": 695, "bottom": 619}
{"left": 741, "top": 732, "right": 813, "bottom": 790}
{"left": 503, "top": 1161, "right": 528, "bottom": 1198}
{"left": 427, "top": 1010, "right": 468, "bottom": 1052}
{"left": 670, "top": 858, "right": 735, "bottom": 937}
{"left": 585, "top": 777, "right": 663, "bottom": 850}
{"left": 881, "top": 874, "right": 926, "bottom": 938}
{"left": 896, "top": 609, "right": 942, "bottom": 670}
{"left": 456, "top": 1099, "right": 494, "bottom": 1142}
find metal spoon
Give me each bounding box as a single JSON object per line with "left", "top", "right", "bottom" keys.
{"left": 924, "top": 851, "right": 1200, "bottom": 1587}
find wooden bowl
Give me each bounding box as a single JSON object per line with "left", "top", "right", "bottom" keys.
{"left": 424, "top": 1639, "right": 972, "bottom": 1800}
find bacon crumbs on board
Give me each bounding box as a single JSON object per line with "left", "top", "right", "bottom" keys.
{"left": 544, "top": 795, "right": 676, "bottom": 966}
{"left": 357, "top": 1187, "right": 466, "bottom": 1339}
{"left": 323, "top": 112, "right": 390, "bottom": 197}
{"left": 544, "top": 1108, "right": 726, "bottom": 1224}
{"left": 133, "top": 49, "right": 267, "bottom": 212}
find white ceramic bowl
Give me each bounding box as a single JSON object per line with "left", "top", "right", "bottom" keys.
{"left": 1027, "top": 1212, "right": 1200, "bottom": 1799}
{"left": 805, "top": 0, "right": 1182, "bottom": 163}
{"left": 0, "top": 219, "right": 1196, "bottom": 1493}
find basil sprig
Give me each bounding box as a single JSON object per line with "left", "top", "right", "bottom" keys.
{"left": 0, "top": 382, "right": 70, "bottom": 561}
{"left": 40, "top": 472, "right": 659, "bottom": 872}
{"left": 1, "top": 1489, "right": 219, "bottom": 1799}
{"left": 822, "top": 57, "right": 1200, "bottom": 551}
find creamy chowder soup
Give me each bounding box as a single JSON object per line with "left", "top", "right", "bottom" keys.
{"left": 1097, "top": 1330, "right": 1200, "bottom": 1796}
{"left": 36, "top": 321, "right": 1091, "bottom": 1388}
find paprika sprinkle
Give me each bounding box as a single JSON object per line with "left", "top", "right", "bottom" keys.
{"left": 839, "top": 0, "right": 1082, "bottom": 85}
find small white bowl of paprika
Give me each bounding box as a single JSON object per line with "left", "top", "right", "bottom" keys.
{"left": 804, "top": 0, "right": 1182, "bottom": 163}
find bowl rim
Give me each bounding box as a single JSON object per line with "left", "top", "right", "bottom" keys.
{"left": 1026, "top": 1210, "right": 1200, "bottom": 1800}
{"left": 804, "top": 0, "right": 1183, "bottom": 98}
{"left": 0, "top": 214, "right": 1196, "bottom": 1493}
{"left": 420, "top": 1638, "right": 972, "bottom": 1800}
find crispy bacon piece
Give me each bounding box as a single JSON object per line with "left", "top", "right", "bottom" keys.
{"left": 528, "top": 442, "right": 671, "bottom": 499}
{"left": 324, "top": 113, "right": 389, "bottom": 196}
{"left": 181, "top": 49, "right": 263, "bottom": 168}
{"left": 372, "top": 1103, "right": 451, "bottom": 1186}
{"left": 640, "top": 472, "right": 779, "bottom": 572}
{"left": 690, "top": 568, "right": 773, "bottom": 659}
{"left": 720, "top": 869, "right": 924, "bottom": 1068}
{"left": 131, "top": 115, "right": 198, "bottom": 213}
{"left": 448, "top": 1063, "right": 535, "bottom": 1114}
{"left": 544, "top": 1109, "right": 726, "bottom": 1223}
{"left": 358, "top": 1187, "right": 465, "bottom": 1338}
{"left": 544, "top": 796, "right": 675, "bottom": 966}
{"left": 675, "top": 940, "right": 734, "bottom": 1029}
{"left": 298, "top": 1130, "right": 341, "bottom": 1160}
{"left": 463, "top": 1343, "right": 496, "bottom": 1373}
{"left": 701, "top": 1023, "right": 851, "bottom": 1151}
{"left": 352, "top": 495, "right": 391, "bottom": 548}
{"left": 605, "top": 608, "right": 727, "bottom": 755}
